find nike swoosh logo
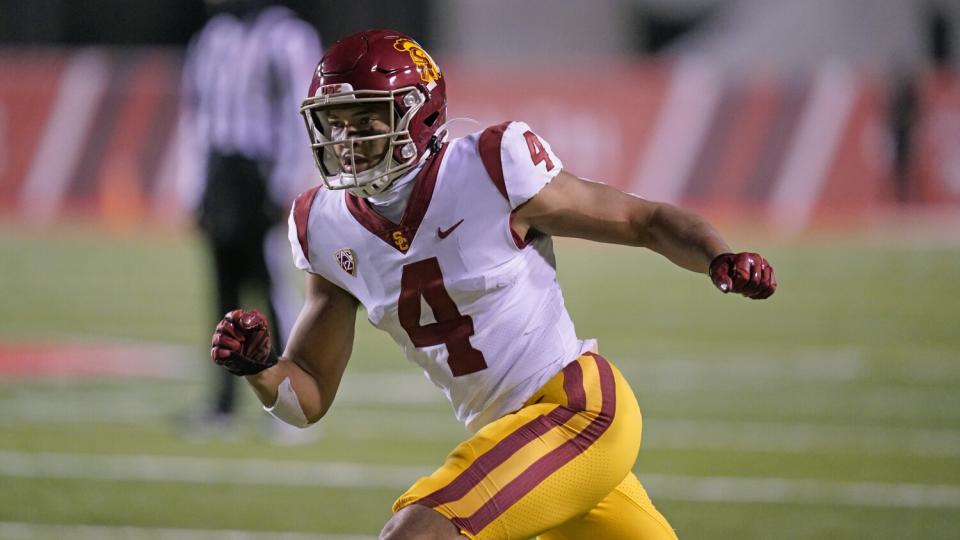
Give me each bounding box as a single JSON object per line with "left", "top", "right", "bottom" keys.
{"left": 437, "top": 219, "right": 464, "bottom": 239}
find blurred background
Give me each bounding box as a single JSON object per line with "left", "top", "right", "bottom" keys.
{"left": 1, "top": 0, "right": 958, "bottom": 539}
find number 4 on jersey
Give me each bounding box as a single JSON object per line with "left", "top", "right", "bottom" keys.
{"left": 523, "top": 130, "right": 554, "bottom": 171}
{"left": 398, "top": 257, "right": 488, "bottom": 376}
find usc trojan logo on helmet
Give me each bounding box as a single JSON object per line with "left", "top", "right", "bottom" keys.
{"left": 393, "top": 38, "right": 441, "bottom": 84}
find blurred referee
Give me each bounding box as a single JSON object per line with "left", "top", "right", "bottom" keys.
{"left": 177, "top": 0, "right": 320, "bottom": 436}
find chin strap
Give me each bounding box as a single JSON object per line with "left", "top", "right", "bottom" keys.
{"left": 426, "top": 117, "right": 479, "bottom": 155}
{"left": 437, "top": 117, "right": 479, "bottom": 139}
{"left": 427, "top": 135, "right": 442, "bottom": 154}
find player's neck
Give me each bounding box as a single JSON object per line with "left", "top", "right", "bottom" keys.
{"left": 365, "top": 161, "right": 424, "bottom": 223}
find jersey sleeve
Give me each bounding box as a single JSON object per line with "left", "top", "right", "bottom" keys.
{"left": 288, "top": 185, "right": 322, "bottom": 272}
{"left": 478, "top": 120, "right": 563, "bottom": 210}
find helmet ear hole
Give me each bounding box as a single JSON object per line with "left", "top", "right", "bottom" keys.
{"left": 424, "top": 111, "right": 440, "bottom": 127}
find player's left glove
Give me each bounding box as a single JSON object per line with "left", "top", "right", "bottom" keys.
{"left": 709, "top": 252, "right": 777, "bottom": 299}
{"left": 210, "top": 309, "right": 278, "bottom": 376}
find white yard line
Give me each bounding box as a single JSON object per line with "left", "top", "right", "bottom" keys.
{"left": 617, "top": 349, "right": 870, "bottom": 384}
{"left": 324, "top": 412, "right": 960, "bottom": 458}
{"left": 643, "top": 474, "right": 960, "bottom": 509}
{"left": 6, "top": 346, "right": 949, "bottom": 390}
{"left": 0, "top": 522, "right": 375, "bottom": 540}
{"left": 1, "top": 451, "right": 958, "bottom": 509}
{"left": 0, "top": 398, "right": 164, "bottom": 423}
{"left": 647, "top": 418, "right": 960, "bottom": 458}
{"left": 0, "top": 451, "right": 427, "bottom": 490}
{"left": 2, "top": 391, "right": 959, "bottom": 458}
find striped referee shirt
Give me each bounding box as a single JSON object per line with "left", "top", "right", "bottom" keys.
{"left": 179, "top": 6, "right": 321, "bottom": 210}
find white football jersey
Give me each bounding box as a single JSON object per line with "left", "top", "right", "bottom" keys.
{"left": 288, "top": 120, "right": 591, "bottom": 432}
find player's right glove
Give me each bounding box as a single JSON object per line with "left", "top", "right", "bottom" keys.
{"left": 708, "top": 252, "right": 777, "bottom": 299}
{"left": 210, "top": 309, "right": 278, "bottom": 376}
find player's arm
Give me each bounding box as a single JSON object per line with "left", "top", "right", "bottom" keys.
{"left": 250, "top": 272, "right": 358, "bottom": 423}
{"left": 512, "top": 170, "right": 776, "bottom": 299}
{"left": 210, "top": 272, "right": 359, "bottom": 425}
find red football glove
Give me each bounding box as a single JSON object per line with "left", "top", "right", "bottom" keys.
{"left": 210, "top": 309, "right": 278, "bottom": 376}
{"left": 708, "top": 252, "right": 777, "bottom": 299}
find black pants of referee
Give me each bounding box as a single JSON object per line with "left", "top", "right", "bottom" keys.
{"left": 199, "top": 152, "right": 285, "bottom": 417}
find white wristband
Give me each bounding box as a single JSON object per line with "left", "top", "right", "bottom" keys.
{"left": 264, "top": 377, "right": 310, "bottom": 428}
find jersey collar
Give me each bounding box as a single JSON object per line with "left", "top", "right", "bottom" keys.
{"left": 345, "top": 143, "right": 448, "bottom": 254}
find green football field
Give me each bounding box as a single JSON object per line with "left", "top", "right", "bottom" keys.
{"left": 0, "top": 221, "right": 958, "bottom": 539}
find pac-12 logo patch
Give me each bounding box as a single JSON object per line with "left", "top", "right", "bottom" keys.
{"left": 334, "top": 248, "right": 357, "bottom": 276}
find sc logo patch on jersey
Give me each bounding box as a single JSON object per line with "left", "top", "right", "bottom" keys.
{"left": 334, "top": 248, "right": 357, "bottom": 276}
{"left": 391, "top": 230, "right": 410, "bottom": 252}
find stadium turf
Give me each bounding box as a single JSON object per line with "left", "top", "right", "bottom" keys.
{"left": 0, "top": 222, "right": 958, "bottom": 539}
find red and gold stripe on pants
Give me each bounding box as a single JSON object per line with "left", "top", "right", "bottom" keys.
{"left": 412, "top": 353, "right": 618, "bottom": 537}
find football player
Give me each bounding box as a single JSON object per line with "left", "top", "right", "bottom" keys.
{"left": 210, "top": 29, "right": 776, "bottom": 540}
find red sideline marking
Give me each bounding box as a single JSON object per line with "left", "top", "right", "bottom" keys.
{"left": 0, "top": 341, "right": 193, "bottom": 378}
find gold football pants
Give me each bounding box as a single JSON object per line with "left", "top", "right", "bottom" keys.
{"left": 394, "top": 353, "right": 677, "bottom": 539}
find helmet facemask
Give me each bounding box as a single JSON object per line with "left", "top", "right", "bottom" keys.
{"left": 301, "top": 86, "right": 428, "bottom": 198}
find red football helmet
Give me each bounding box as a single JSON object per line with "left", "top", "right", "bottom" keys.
{"left": 300, "top": 29, "right": 447, "bottom": 197}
